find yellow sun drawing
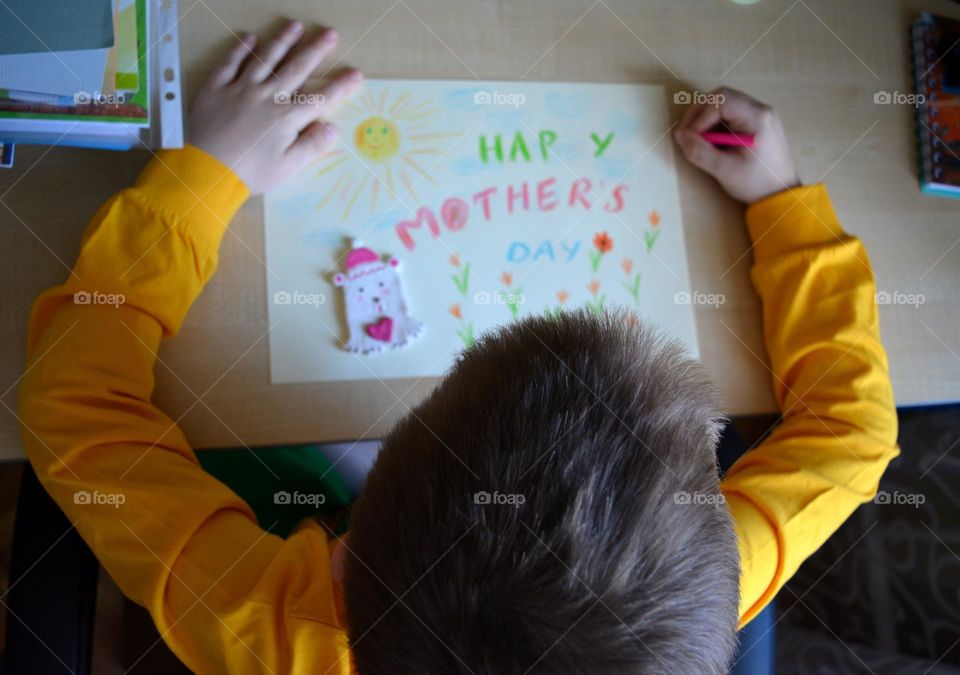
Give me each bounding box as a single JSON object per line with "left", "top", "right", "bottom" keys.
{"left": 313, "top": 89, "right": 461, "bottom": 221}
{"left": 355, "top": 116, "right": 400, "bottom": 162}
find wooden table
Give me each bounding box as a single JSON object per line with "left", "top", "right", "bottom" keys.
{"left": 2, "top": 0, "right": 959, "bottom": 461}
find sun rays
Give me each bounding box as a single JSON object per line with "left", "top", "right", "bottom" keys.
{"left": 313, "top": 89, "right": 462, "bottom": 220}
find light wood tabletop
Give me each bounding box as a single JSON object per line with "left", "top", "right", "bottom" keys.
{"left": 2, "top": 0, "right": 959, "bottom": 461}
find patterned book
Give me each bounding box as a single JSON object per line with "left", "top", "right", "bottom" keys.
{"left": 912, "top": 13, "right": 960, "bottom": 198}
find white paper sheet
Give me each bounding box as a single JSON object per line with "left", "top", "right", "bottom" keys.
{"left": 264, "top": 79, "right": 698, "bottom": 383}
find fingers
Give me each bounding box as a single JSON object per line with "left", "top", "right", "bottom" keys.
{"left": 242, "top": 21, "right": 305, "bottom": 83}
{"left": 282, "top": 68, "right": 361, "bottom": 174}
{"left": 676, "top": 87, "right": 771, "bottom": 134}
{"left": 285, "top": 121, "right": 339, "bottom": 166}
{"left": 275, "top": 28, "right": 339, "bottom": 93}
{"left": 290, "top": 68, "right": 364, "bottom": 122}
{"left": 684, "top": 104, "right": 722, "bottom": 133}
{"left": 318, "top": 69, "right": 364, "bottom": 110}
{"left": 711, "top": 88, "right": 771, "bottom": 130}
{"left": 205, "top": 33, "right": 257, "bottom": 89}
{"left": 679, "top": 100, "right": 708, "bottom": 128}
{"left": 673, "top": 128, "right": 736, "bottom": 177}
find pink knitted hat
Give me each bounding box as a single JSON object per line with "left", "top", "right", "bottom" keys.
{"left": 344, "top": 245, "right": 379, "bottom": 270}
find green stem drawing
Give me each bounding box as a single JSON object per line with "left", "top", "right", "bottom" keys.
{"left": 451, "top": 262, "right": 471, "bottom": 297}
{"left": 450, "top": 256, "right": 473, "bottom": 348}
{"left": 544, "top": 305, "right": 565, "bottom": 320}
{"left": 621, "top": 273, "right": 642, "bottom": 306}
{"left": 588, "top": 250, "right": 604, "bottom": 273}
{"left": 502, "top": 286, "right": 523, "bottom": 320}
{"left": 584, "top": 295, "right": 607, "bottom": 316}
{"left": 643, "top": 229, "right": 661, "bottom": 253}
{"left": 456, "top": 322, "right": 475, "bottom": 348}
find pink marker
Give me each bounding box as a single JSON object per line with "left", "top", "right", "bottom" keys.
{"left": 701, "top": 131, "right": 756, "bottom": 148}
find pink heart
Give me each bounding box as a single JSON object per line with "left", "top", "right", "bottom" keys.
{"left": 365, "top": 316, "right": 393, "bottom": 342}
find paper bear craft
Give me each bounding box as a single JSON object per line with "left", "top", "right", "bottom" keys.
{"left": 333, "top": 244, "right": 423, "bottom": 354}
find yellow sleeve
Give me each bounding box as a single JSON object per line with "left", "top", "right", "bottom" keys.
{"left": 18, "top": 146, "right": 351, "bottom": 675}
{"left": 720, "top": 184, "right": 900, "bottom": 627}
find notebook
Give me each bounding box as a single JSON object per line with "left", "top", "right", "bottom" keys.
{"left": 0, "top": 49, "right": 111, "bottom": 98}
{"left": 0, "top": 0, "right": 186, "bottom": 153}
{"left": 911, "top": 13, "right": 960, "bottom": 198}
{"left": 0, "top": 0, "right": 147, "bottom": 124}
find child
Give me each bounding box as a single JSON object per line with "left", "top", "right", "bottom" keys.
{"left": 19, "top": 20, "right": 899, "bottom": 675}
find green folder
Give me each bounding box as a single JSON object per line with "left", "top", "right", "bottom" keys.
{"left": 197, "top": 444, "right": 355, "bottom": 539}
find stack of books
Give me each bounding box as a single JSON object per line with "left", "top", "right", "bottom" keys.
{"left": 0, "top": 0, "right": 182, "bottom": 163}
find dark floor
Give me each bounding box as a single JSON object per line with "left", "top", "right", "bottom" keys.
{"left": 1, "top": 404, "right": 959, "bottom": 673}
{"left": 771, "top": 404, "right": 960, "bottom": 674}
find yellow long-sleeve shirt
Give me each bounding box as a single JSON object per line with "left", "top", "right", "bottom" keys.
{"left": 19, "top": 145, "right": 899, "bottom": 673}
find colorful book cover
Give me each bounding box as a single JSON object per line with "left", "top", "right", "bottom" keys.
{"left": 113, "top": 0, "right": 141, "bottom": 93}
{"left": 912, "top": 13, "right": 960, "bottom": 198}
{"left": 0, "top": 0, "right": 148, "bottom": 125}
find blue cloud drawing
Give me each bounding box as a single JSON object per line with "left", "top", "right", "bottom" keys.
{"left": 452, "top": 155, "right": 491, "bottom": 176}
{"left": 273, "top": 193, "right": 317, "bottom": 219}
{"left": 484, "top": 107, "right": 533, "bottom": 131}
{"left": 544, "top": 92, "right": 591, "bottom": 119}
{"left": 595, "top": 155, "right": 633, "bottom": 180}
{"left": 606, "top": 110, "right": 641, "bottom": 136}
{"left": 443, "top": 87, "right": 485, "bottom": 111}
{"left": 303, "top": 227, "right": 348, "bottom": 247}
{"left": 553, "top": 138, "right": 587, "bottom": 162}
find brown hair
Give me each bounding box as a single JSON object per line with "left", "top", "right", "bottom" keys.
{"left": 344, "top": 309, "right": 739, "bottom": 674}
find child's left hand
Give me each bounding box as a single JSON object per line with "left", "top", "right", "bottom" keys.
{"left": 187, "top": 20, "right": 363, "bottom": 195}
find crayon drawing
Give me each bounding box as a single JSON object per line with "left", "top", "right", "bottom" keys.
{"left": 264, "top": 79, "right": 698, "bottom": 384}
{"left": 314, "top": 90, "right": 461, "bottom": 220}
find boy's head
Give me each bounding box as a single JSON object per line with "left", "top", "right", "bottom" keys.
{"left": 344, "top": 310, "right": 739, "bottom": 674}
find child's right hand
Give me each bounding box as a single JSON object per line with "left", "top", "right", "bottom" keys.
{"left": 673, "top": 88, "right": 800, "bottom": 204}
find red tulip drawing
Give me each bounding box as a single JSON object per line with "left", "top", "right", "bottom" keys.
{"left": 644, "top": 211, "right": 662, "bottom": 253}
{"left": 621, "top": 257, "right": 641, "bottom": 306}
{"left": 589, "top": 231, "right": 614, "bottom": 273}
